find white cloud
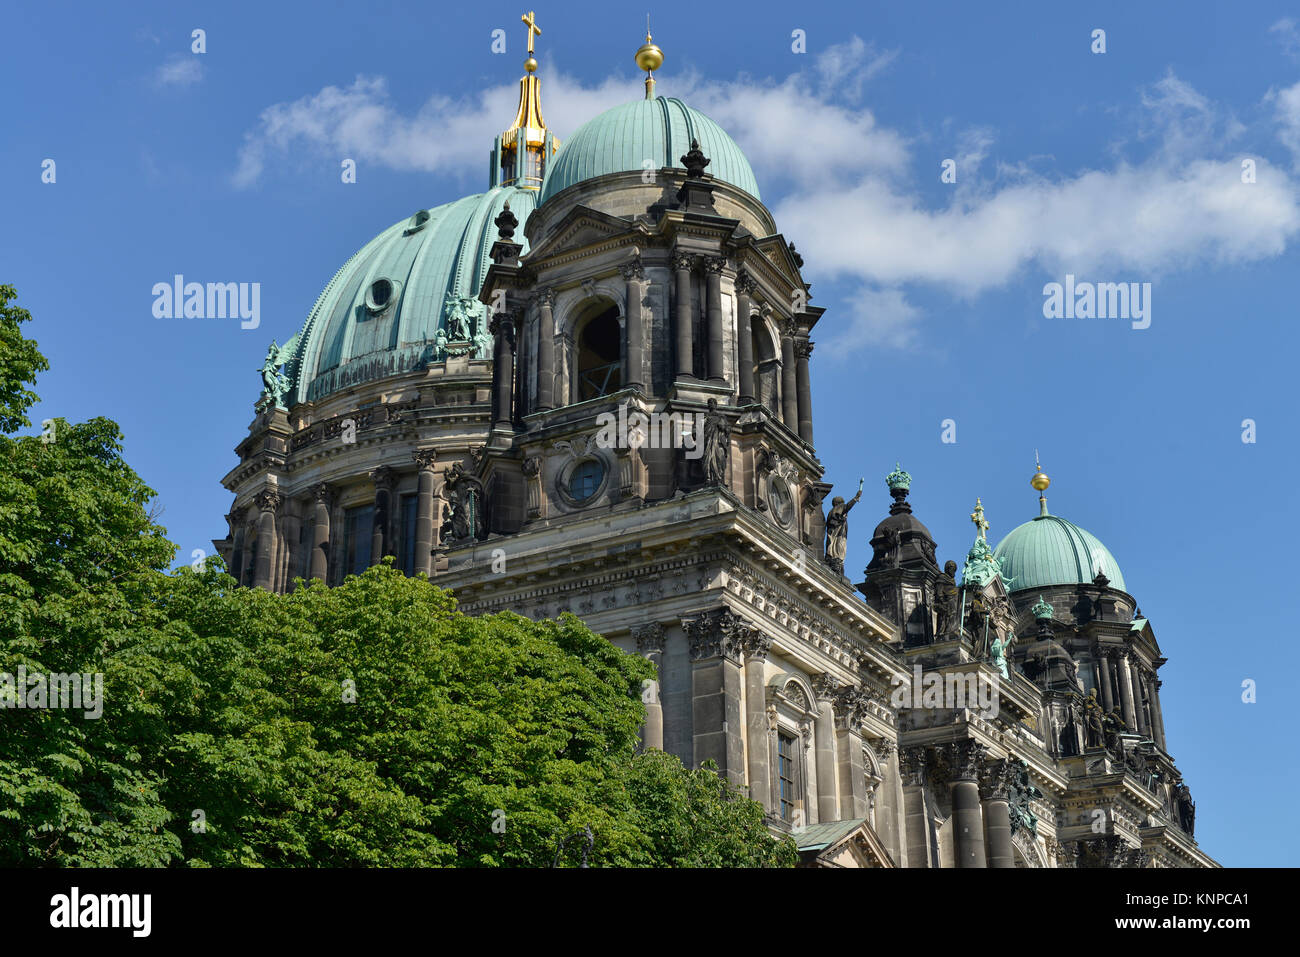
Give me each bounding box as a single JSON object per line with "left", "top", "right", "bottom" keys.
{"left": 1271, "top": 18, "right": 1300, "bottom": 60}
{"left": 233, "top": 39, "right": 1300, "bottom": 351}
{"left": 153, "top": 54, "right": 203, "bottom": 89}
{"left": 1270, "top": 80, "right": 1300, "bottom": 164}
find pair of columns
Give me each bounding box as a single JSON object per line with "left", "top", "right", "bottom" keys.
{"left": 1096, "top": 647, "right": 1163, "bottom": 743}
{"left": 301, "top": 448, "right": 443, "bottom": 586}
{"left": 901, "top": 743, "right": 1034, "bottom": 868}
{"left": 735, "top": 268, "right": 814, "bottom": 444}
{"left": 673, "top": 253, "right": 728, "bottom": 384}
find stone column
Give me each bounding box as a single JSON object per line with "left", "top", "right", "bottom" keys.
{"left": 490, "top": 312, "right": 515, "bottom": 430}
{"left": 369, "top": 466, "right": 395, "bottom": 565}
{"left": 812, "top": 676, "right": 840, "bottom": 823}
{"left": 741, "top": 631, "right": 774, "bottom": 811}
{"left": 873, "top": 739, "right": 904, "bottom": 866}
{"left": 704, "top": 256, "right": 726, "bottom": 383}
{"left": 308, "top": 485, "right": 330, "bottom": 581}
{"left": 800, "top": 719, "right": 817, "bottom": 825}
{"left": 735, "top": 271, "right": 756, "bottom": 405}
{"left": 900, "top": 747, "right": 934, "bottom": 868}
{"left": 780, "top": 321, "right": 798, "bottom": 430}
{"left": 1117, "top": 651, "right": 1138, "bottom": 731}
{"left": 412, "top": 450, "right": 437, "bottom": 576}
{"left": 1151, "top": 678, "right": 1168, "bottom": 751}
{"left": 252, "top": 489, "right": 280, "bottom": 591}
{"left": 949, "top": 741, "right": 988, "bottom": 868}
{"left": 1097, "top": 651, "right": 1114, "bottom": 712}
{"left": 833, "top": 688, "right": 869, "bottom": 820}
{"left": 980, "top": 759, "right": 1015, "bottom": 868}
{"left": 536, "top": 289, "right": 555, "bottom": 411}
{"left": 795, "top": 338, "right": 814, "bottom": 445}
{"left": 621, "top": 259, "right": 647, "bottom": 392}
{"left": 673, "top": 253, "right": 695, "bottom": 380}
{"left": 228, "top": 507, "right": 247, "bottom": 586}
{"left": 682, "top": 610, "right": 746, "bottom": 784}
{"left": 634, "top": 623, "right": 666, "bottom": 752}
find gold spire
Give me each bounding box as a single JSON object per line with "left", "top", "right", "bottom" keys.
{"left": 1031, "top": 451, "right": 1051, "bottom": 516}
{"left": 498, "top": 10, "right": 556, "bottom": 188}
{"left": 635, "top": 19, "right": 664, "bottom": 100}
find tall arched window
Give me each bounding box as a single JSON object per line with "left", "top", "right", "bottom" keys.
{"left": 753, "top": 322, "right": 780, "bottom": 417}
{"left": 575, "top": 303, "right": 622, "bottom": 402}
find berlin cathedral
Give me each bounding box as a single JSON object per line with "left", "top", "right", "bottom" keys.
{"left": 215, "top": 16, "right": 1216, "bottom": 868}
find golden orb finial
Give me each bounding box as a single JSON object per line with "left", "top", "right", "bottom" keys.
{"left": 1031, "top": 451, "right": 1050, "bottom": 516}
{"left": 1031, "top": 450, "right": 1050, "bottom": 491}
{"left": 636, "top": 18, "right": 664, "bottom": 98}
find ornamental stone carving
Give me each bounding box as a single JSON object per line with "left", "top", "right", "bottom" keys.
{"left": 682, "top": 608, "right": 752, "bottom": 664}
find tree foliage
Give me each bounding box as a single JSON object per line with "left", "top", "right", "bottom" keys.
{"left": 0, "top": 285, "right": 796, "bottom": 868}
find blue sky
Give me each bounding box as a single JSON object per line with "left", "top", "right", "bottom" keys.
{"left": 3, "top": 0, "right": 1297, "bottom": 865}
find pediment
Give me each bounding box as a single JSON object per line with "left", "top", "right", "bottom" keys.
{"left": 526, "top": 205, "right": 649, "bottom": 262}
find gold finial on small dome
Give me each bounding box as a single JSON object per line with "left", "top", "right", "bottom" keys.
{"left": 1031, "top": 450, "right": 1050, "bottom": 516}
{"left": 636, "top": 18, "right": 664, "bottom": 99}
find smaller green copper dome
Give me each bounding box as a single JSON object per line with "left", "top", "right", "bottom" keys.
{"left": 993, "top": 515, "right": 1126, "bottom": 593}
{"left": 538, "top": 97, "right": 760, "bottom": 204}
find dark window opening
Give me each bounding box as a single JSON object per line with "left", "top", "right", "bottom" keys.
{"left": 342, "top": 505, "right": 374, "bottom": 577}
{"left": 777, "top": 731, "right": 798, "bottom": 822}
{"left": 400, "top": 494, "right": 418, "bottom": 576}
{"left": 576, "top": 305, "right": 622, "bottom": 401}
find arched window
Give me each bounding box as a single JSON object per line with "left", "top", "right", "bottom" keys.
{"left": 575, "top": 303, "right": 622, "bottom": 402}
{"left": 753, "top": 322, "right": 780, "bottom": 417}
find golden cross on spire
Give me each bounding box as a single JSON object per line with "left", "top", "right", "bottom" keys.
{"left": 521, "top": 10, "right": 542, "bottom": 55}
{"left": 971, "top": 498, "right": 989, "bottom": 540}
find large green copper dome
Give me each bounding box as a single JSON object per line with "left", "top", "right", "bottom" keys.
{"left": 282, "top": 185, "right": 536, "bottom": 405}
{"left": 538, "top": 97, "right": 760, "bottom": 204}
{"left": 993, "top": 514, "right": 1127, "bottom": 593}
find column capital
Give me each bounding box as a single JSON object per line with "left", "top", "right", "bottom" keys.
{"left": 254, "top": 489, "right": 281, "bottom": 513}
{"left": 899, "top": 746, "right": 928, "bottom": 787}
{"left": 872, "top": 738, "right": 896, "bottom": 762}
{"left": 412, "top": 448, "right": 438, "bottom": 471}
{"left": 734, "top": 269, "right": 757, "bottom": 296}
{"left": 741, "top": 629, "right": 773, "bottom": 660}
{"left": 795, "top": 339, "right": 815, "bottom": 360}
{"left": 672, "top": 251, "right": 697, "bottom": 272}
{"left": 633, "top": 622, "right": 665, "bottom": 656}
{"left": 619, "top": 257, "right": 646, "bottom": 282}
{"left": 947, "top": 740, "right": 988, "bottom": 781}
{"left": 309, "top": 482, "right": 332, "bottom": 505}
{"left": 536, "top": 286, "right": 556, "bottom": 308}
{"left": 812, "top": 673, "right": 844, "bottom": 703}
{"left": 703, "top": 255, "right": 728, "bottom": 275}
{"left": 682, "top": 608, "right": 750, "bottom": 664}
{"left": 979, "top": 757, "right": 1012, "bottom": 800}
{"left": 370, "top": 465, "right": 397, "bottom": 491}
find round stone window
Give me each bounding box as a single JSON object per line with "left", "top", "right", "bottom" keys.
{"left": 567, "top": 459, "right": 606, "bottom": 503}
{"left": 768, "top": 475, "right": 794, "bottom": 527}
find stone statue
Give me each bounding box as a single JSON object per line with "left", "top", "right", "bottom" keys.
{"left": 934, "top": 560, "right": 960, "bottom": 637}
{"left": 444, "top": 296, "right": 476, "bottom": 342}
{"left": 1175, "top": 783, "right": 1195, "bottom": 834}
{"left": 1083, "top": 689, "right": 1105, "bottom": 749}
{"left": 824, "top": 478, "right": 863, "bottom": 575}
{"left": 442, "top": 462, "right": 486, "bottom": 542}
{"left": 1103, "top": 708, "right": 1127, "bottom": 756}
{"left": 257, "top": 340, "right": 290, "bottom": 410}
{"left": 702, "top": 398, "right": 731, "bottom": 487}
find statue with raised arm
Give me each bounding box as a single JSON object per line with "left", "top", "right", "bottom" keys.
{"left": 442, "top": 462, "right": 486, "bottom": 542}
{"left": 989, "top": 629, "right": 1015, "bottom": 678}
{"left": 256, "top": 340, "right": 290, "bottom": 411}
{"left": 824, "top": 478, "right": 863, "bottom": 575}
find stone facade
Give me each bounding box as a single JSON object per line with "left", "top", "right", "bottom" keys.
{"left": 215, "top": 81, "right": 1214, "bottom": 869}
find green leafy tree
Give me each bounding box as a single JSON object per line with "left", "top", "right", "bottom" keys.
{"left": 0, "top": 284, "right": 796, "bottom": 868}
